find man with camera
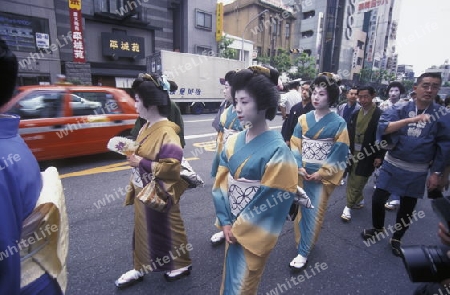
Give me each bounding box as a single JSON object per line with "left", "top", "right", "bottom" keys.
{"left": 361, "top": 72, "right": 450, "bottom": 258}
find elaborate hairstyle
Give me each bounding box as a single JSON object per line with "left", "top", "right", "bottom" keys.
{"left": 231, "top": 68, "right": 280, "bottom": 120}
{"left": 248, "top": 65, "right": 280, "bottom": 86}
{"left": 220, "top": 70, "right": 237, "bottom": 86}
{"left": 357, "top": 85, "right": 376, "bottom": 96}
{"left": 132, "top": 73, "right": 177, "bottom": 116}
{"left": 417, "top": 72, "right": 442, "bottom": 85}
{"left": 386, "top": 81, "right": 406, "bottom": 96}
{"left": 312, "top": 72, "right": 341, "bottom": 106}
{"left": 0, "top": 38, "right": 18, "bottom": 109}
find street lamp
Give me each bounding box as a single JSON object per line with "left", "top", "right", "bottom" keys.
{"left": 240, "top": 9, "right": 268, "bottom": 62}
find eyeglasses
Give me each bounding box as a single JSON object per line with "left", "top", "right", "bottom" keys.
{"left": 420, "top": 83, "right": 440, "bottom": 91}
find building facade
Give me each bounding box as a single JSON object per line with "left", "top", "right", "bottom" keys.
{"left": 360, "top": 0, "right": 402, "bottom": 77}
{"left": 1, "top": 0, "right": 217, "bottom": 87}
{"left": 223, "top": 0, "right": 296, "bottom": 63}
{"left": 1, "top": 0, "right": 60, "bottom": 85}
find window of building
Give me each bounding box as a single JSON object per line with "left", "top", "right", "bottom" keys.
{"left": 95, "top": 0, "right": 140, "bottom": 19}
{"left": 271, "top": 18, "right": 278, "bottom": 36}
{"left": 357, "top": 40, "right": 364, "bottom": 49}
{"left": 0, "top": 12, "right": 50, "bottom": 52}
{"left": 301, "top": 30, "right": 314, "bottom": 38}
{"left": 195, "top": 45, "right": 212, "bottom": 55}
{"left": 357, "top": 57, "right": 363, "bottom": 66}
{"left": 303, "top": 10, "right": 315, "bottom": 19}
{"left": 195, "top": 9, "right": 212, "bottom": 30}
{"left": 285, "top": 23, "right": 291, "bottom": 38}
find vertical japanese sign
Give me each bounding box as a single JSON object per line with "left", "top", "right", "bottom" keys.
{"left": 216, "top": 3, "right": 223, "bottom": 42}
{"left": 69, "top": 0, "right": 85, "bottom": 62}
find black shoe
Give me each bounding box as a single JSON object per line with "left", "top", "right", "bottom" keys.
{"left": 361, "top": 228, "right": 385, "bottom": 241}
{"left": 390, "top": 239, "right": 403, "bottom": 258}
{"left": 164, "top": 266, "right": 192, "bottom": 282}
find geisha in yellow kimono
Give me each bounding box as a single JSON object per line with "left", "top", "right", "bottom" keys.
{"left": 213, "top": 68, "right": 298, "bottom": 295}
{"left": 115, "top": 74, "right": 190, "bottom": 289}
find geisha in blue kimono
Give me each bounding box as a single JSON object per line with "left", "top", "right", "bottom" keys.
{"left": 211, "top": 78, "right": 244, "bottom": 177}
{"left": 210, "top": 70, "right": 245, "bottom": 246}
{"left": 289, "top": 73, "right": 350, "bottom": 271}
{"left": 212, "top": 68, "right": 298, "bottom": 294}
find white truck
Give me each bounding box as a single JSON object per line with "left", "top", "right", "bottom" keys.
{"left": 147, "top": 50, "right": 245, "bottom": 114}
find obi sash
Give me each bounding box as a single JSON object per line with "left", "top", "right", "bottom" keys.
{"left": 227, "top": 173, "right": 261, "bottom": 217}
{"left": 301, "top": 136, "right": 334, "bottom": 164}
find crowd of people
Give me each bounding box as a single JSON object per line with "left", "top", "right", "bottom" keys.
{"left": 2, "top": 31, "right": 450, "bottom": 294}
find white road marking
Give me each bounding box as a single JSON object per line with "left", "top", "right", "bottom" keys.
{"left": 184, "top": 119, "right": 214, "bottom": 123}
{"left": 184, "top": 125, "right": 282, "bottom": 140}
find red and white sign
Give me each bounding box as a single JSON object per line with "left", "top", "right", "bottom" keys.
{"left": 358, "top": 0, "right": 389, "bottom": 13}
{"left": 69, "top": 0, "right": 85, "bottom": 63}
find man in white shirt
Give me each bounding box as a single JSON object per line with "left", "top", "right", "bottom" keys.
{"left": 279, "top": 80, "right": 302, "bottom": 120}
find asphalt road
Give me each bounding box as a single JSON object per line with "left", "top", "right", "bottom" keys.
{"left": 44, "top": 113, "right": 446, "bottom": 295}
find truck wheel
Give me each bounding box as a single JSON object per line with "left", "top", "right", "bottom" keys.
{"left": 191, "top": 103, "right": 204, "bottom": 115}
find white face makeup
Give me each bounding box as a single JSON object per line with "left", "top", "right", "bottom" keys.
{"left": 134, "top": 93, "right": 151, "bottom": 117}
{"left": 311, "top": 85, "right": 329, "bottom": 110}
{"left": 234, "top": 89, "right": 261, "bottom": 127}
{"left": 388, "top": 87, "right": 401, "bottom": 103}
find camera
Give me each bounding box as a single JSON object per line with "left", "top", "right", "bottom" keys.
{"left": 401, "top": 195, "right": 450, "bottom": 282}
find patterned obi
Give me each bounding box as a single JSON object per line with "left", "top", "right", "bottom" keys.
{"left": 227, "top": 173, "right": 260, "bottom": 217}
{"left": 302, "top": 136, "right": 334, "bottom": 164}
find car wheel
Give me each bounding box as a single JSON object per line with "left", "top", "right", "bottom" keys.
{"left": 191, "top": 103, "right": 204, "bottom": 115}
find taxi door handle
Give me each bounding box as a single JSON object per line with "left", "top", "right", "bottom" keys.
{"left": 114, "top": 120, "right": 123, "bottom": 123}
{"left": 53, "top": 124, "right": 64, "bottom": 129}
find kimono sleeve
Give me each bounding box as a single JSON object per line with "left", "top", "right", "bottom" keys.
{"left": 318, "top": 121, "right": 350, "bottom": 184}
{"left": 211, "top": 109, "right": 229, "bottom": 177}
{"left": 139, "top": 133, "right": 183, "bottom": 182}
{"left": 290, "top": 115, "right": 304, "bottom": 168}
{"left": 212, "top": 141, "right": 232, "bottom": 227}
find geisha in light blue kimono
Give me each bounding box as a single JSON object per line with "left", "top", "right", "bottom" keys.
{"left": 289, "top": 73, "right": 350, "bottom": 271}
{"left": 210, "top": 70, "right": 245, "bottom": 246}
{"left": 212, "top": 68, "right": 298, "bottom": 295}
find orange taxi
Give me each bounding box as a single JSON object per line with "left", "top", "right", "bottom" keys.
{"left": 2, "top": 85, "right": 139, "bottom": 161}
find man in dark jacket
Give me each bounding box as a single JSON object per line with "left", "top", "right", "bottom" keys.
{"left": 281, "top": 81, "right": 314, "bottom": 146}
{"left": 341, "top": 85, "right": 384, "bottom": 221}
